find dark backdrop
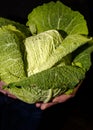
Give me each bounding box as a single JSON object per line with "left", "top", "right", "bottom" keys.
{"left": 0, "top": 0, "right": 92, "bottom": 32}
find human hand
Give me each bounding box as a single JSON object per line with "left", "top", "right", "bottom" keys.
{"left": 0, "top": 81, "right": 17, "bottom": 99}
{"left": 0, "top": 81, "right": 81, "bottom": 107}
{"left": 36, "top": 83, "right": 81, "bottom": 110}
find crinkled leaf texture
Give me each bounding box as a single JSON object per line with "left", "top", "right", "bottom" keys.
{"left": 0, "top": 25, "right": 26, "bottom": 83}
{"left": 3, "top": 37, "right": 93, "bottom": 103}
{"left": 0, "top": 17, "right": 31, "bottom": 37}
{"left": 26, "top": 1, "right": 88, "bottom": 35}
{"left": 25, "top": 30, "right": 63, "bottom": 76}
{"left": 72, "top": 42, "right": 93, "bottom": 71}
{"left": 3, "top": 66, "right": 85, "bottom": 103}
{"left": 24, "top": 29, "right": 91, "bottom": 76}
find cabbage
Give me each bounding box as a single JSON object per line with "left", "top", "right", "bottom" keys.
{"left": 1, "top": 1, "right": 93, "bottom": 103}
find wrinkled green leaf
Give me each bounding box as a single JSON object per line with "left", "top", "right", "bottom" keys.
{"left": 72, "top": 41, "right": 93, "bottom": 71}
{"left": 0, "top": 25, "right": 26, "bottom": 83}
{"left": 25, "top": 29, "right": 91, "bottom": 75}
{"left": 0, "top": 17, "right": 31, "bottom": 37}
{"left": 24, "top": 29, "right": 64, "bottom": 76}
{"left": 3, "top": 65, "right": 85, "bottom": 103}
{"left": 26, "top": 1, "right": 88, "bottom": 35}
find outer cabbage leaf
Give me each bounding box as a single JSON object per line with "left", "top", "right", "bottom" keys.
{"left": 26, "top": 1, "right": 88, "bottom": 35}
{"left": 0, "top": 17, "right": 31, "bottom": 37}
{"left": 72, "top": 41, "right": 93, "bottom": 71}
{"left": 0, "top": 25, "right": 26, "bottom": 84}
{"left": 3, "top": 65, "right": 85, "bottom": 103}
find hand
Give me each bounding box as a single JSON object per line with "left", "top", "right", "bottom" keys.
{"left": 36, "top": 82, "right": 81, "bottom": 110}
{"left": 0, "top": 81, "right": 17, "bottom": 99}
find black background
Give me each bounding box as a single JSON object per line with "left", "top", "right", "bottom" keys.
{"left": 0, "top": 0, "right": 93, "bottom": 130}
{"left": 0, "top": 0, "right": 93, "bottom": 34}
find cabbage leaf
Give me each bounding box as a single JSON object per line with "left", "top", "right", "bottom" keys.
{"left": 26, "top": 1, "right": 88, "bottom": 35}
{"left": 3, "top": 65, "right": 85, "bottom": 103}
{"left": 0, "top": 17, "right": 31, "bottom": 37}
{"left": 0, "top": 25, "right": 26, "bottom": 83}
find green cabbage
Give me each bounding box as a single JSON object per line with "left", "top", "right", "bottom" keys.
{"left": 1, "top": 1, "right": 93, "bottom": 103}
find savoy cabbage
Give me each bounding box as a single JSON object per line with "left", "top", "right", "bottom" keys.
{"left": 0, "top": 1, "right": 93, "bottom": 103}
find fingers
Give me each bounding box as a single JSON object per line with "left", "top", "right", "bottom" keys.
{"left": 0, "top": 81, "right": 6, "bottom": 88}
{"left": 36, "top": 94, "right": 73, "bottom": 110}
{"left": 35, "top": 88, "right": 78, "bottom": 110}
{"left": 0, "top": 89, "right": 7, "bottom": 95}
{"left": 0, "top": 81, "right": 17, "bottom": 99}
{"left": 0, "top": 89, "right": 17, "bottom": 99}
{"left": 52, "top": 94, "right": 74, "bottom": 103}
{"left": 36, "top": 92, "right": 75, "bottom": 110}
{"left": 36, "top": 82, "right": 83, "bottom": 110}
{"left": 36, "top": 102, "right": 58, "bottom": 110}
{"left": 72, "top": 82, "right": 82, "bottom": 95}
{"left": 0, "top": 81, "right": 7, "bottom": 94}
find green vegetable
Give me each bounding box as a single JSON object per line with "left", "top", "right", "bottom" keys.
{"left": 72, "top": 42, "right": 93, "bottom": 71}
{"left": 1, "top": 1, "right": 93, "bottom": 103}
{"left": 25, "top": 29, "right": 63, "bottom": 76}
{"left": 26, "top": 1, "right": 88, "bottom": 35}
{"left": 0, "top": 25, "right": 27, "bottom": 83}
{"left": 25, "top": 29, "right": 91, "bottom": 76}
{"left": 0, "top": 17, "right": 31, "bottom": 37}
{"left": 3, "top": 65, "right": 85, "bottom": 103}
